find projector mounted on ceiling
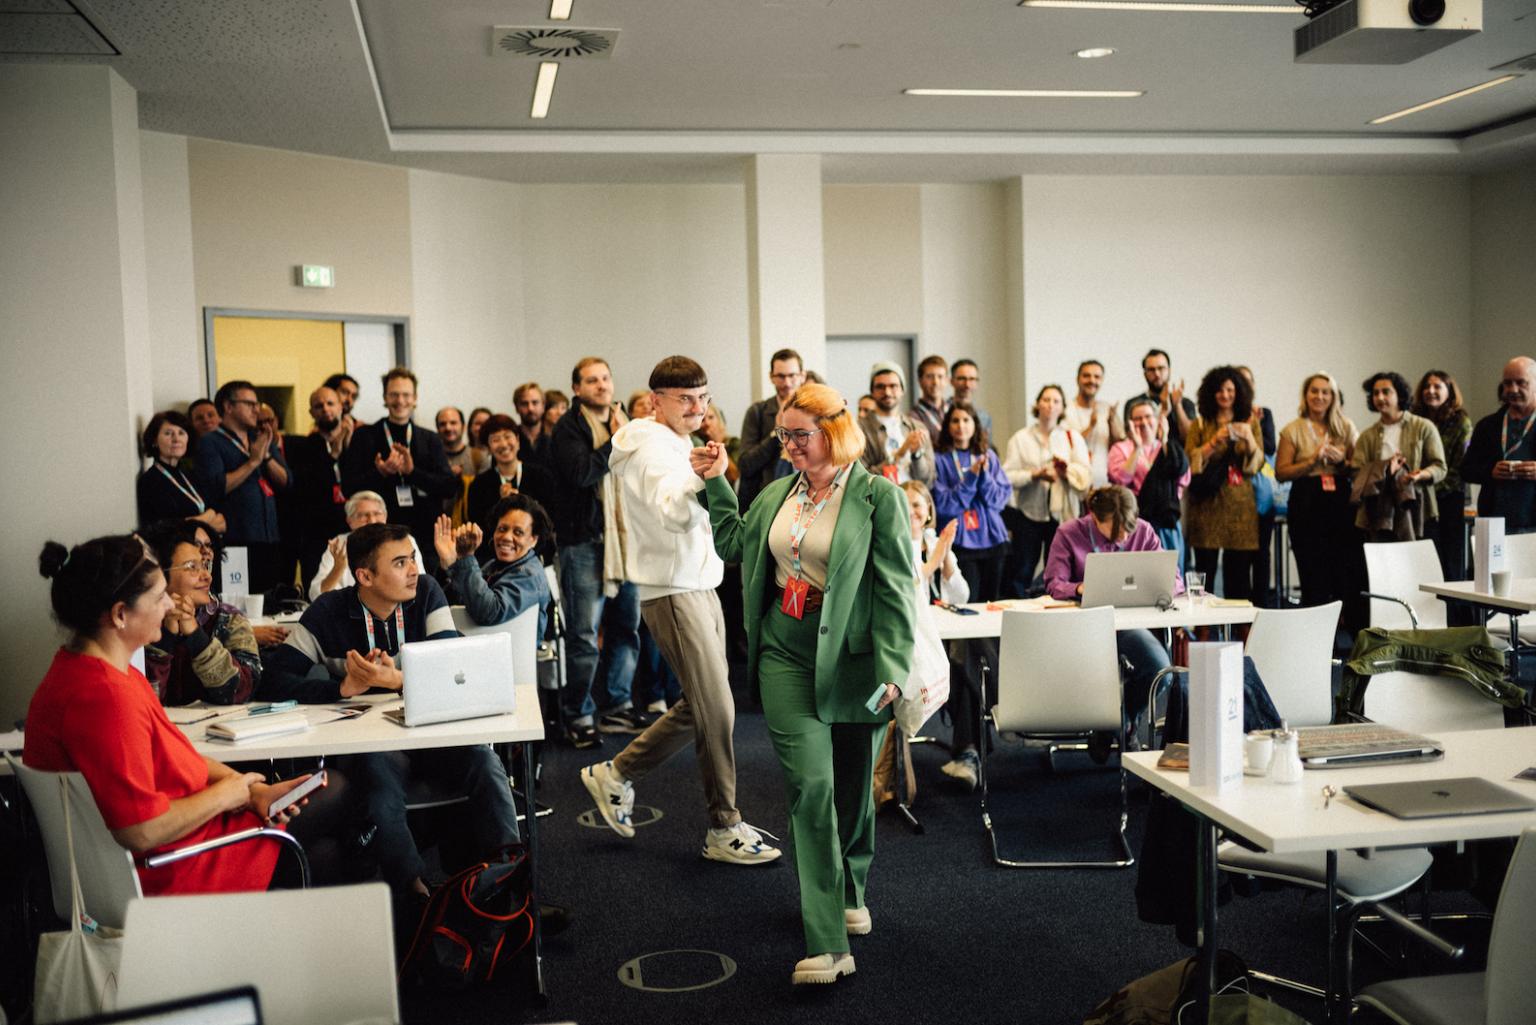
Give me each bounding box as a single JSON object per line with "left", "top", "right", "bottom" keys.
{"left": 1295, "top": 0, "right": 1480, "bottom": 64}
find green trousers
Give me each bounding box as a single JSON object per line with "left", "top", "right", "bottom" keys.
{"left": 759, "top": 602, "right": 887, "bottom": 956}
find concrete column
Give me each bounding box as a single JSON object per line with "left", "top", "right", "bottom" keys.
{"left": 744, "top": 154, "right": 826, "bottom": 395}
{"left": 1002, "top": 177, "right": 1030, "bottom": 436}
{"left": 0, "top": 64, "right": 152, "bottom": 722}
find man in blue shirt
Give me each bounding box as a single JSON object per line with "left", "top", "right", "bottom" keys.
{"left": 195, "top": 379, "right": 290, "bottom": 593}
{"left": 264, "top": 523, "right": 519, "bottom": 899}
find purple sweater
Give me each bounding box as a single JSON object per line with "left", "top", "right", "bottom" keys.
{"left": 1043, "top": 515, "right": 1184, "bottom": 601}
{"left": 933, "top": 449, "right": 1012, "bottom": 551}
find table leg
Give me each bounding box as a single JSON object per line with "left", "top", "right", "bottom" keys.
{"left": 1325, "top": 849, "right": 1340, "bottom": 1025}
{"left": 1194, "top": 815, "right": 1219, "bottom": 1025}
{"left": 521, "top": 742, "right": 546, "bottom": 1001}
{"left": 1509, "top": 614, "right": 1522, "bottom": 693}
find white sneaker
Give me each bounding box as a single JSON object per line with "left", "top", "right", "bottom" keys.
{"left": 645, "top": 699, "right": 667, "bottom": 714}
{"left": 580, "top": 761, "right": 635, "bottom": 838}
{"left": 702, "top": 821, "right": 782, "bottom": 865}
{"left": 792, "top": 952, "right": 855, "bottom": 985}
{"left": 844, "top": 906, "right": 871, "bottom": 935}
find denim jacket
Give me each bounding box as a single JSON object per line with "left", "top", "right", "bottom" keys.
{"left": 1337, "top": 625, "right": 1521, "bottom": 720}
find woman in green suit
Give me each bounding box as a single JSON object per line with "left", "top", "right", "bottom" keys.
{"left": 690, "top": 382, "right": 915, "bottom": 986}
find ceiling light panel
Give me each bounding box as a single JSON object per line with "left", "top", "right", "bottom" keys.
{"left": 1368, "top": 75, "right": 1520, "bottom": 125}
{"left": 1022, "top": 0, "right": 1303, "bottom": 12}
{"left": 531, "top": 61, "right": 559, "bottom": 118}
{"left": 549, "top": 0, "right": 573, "bottom": 19}
{"left": 905, "top": 88, "right": 1144, "bottom": 98}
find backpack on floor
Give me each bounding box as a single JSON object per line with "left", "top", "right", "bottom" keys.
{"left": 398, "top": 845, "right": 532, "bottom": 990}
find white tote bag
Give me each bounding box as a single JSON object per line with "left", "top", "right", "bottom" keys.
{"left": 33, "top": 776, "right": 123, "bottom": 1024}
{"left": 896, "top": 585, "right": 951, "bottom": 737}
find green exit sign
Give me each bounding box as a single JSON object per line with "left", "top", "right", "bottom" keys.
{"left": 296, "top": 264, "right": 334, "bottom": 288}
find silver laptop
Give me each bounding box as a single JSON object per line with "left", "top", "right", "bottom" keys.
{"left": 1080, "top": 549, "right": 1178, "bottom": 609}
{"left": 1298, "top": 723, "right": 1444, "bottom": 768}
{"left": 1345, "top": 777, "right": 1536, "bottom": 819}
{"left": 385, "top": 633, "right": 516, "bottom": 727}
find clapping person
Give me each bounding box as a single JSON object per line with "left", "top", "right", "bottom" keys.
{"left": 465, "top": 414, "right": 555, "bottom": 536}
{"left": 137, "top": 411, "right": 225, "bottom": 531}
{"left": 1350, "top": 371, "right": 1446, "bottom": 542}
{"left": 434, "top": 498, "right": 552, "bottom": 631}
{"left": 309, "top": 491, "right": 426, "bottom": 600}
{"left": 1184, "top": 366, "right": 1264, "bottom": 601}
{"left": 1001, "top": 384, "right": 1092, "bottom": 596}
{"left": 140, "top": 521, "right": 259, "bottom": 706}
{"left": 1412, "top": 370, "right": 1472, "bottom": 579}
{"left": 931, "top": 403, "right": 1011, "bottom": 601}
{"left": 1108, "top": 398, "right": 1190, "bottom": 570}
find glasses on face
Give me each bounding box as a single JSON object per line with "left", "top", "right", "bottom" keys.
{"left": 171, "top": 559, "right": 214, "bottom": 574}
{"left": 228, "top": 398, "right": 258, "bottom": 408}
{"left": 773, "top": 427, "right": 822, "bottom": 447}
{"left": 660, "top": 390, "right": 711, "bottom": 410}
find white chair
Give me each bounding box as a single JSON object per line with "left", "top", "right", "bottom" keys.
{"left": 116, "top": 883, "right": 399, "bottom": 1025}
{"left": 979, "top": 607, "right": 1132, "bottom": 868}
{"left": 1361, "top": 670, "right": 1506, "bottom": 733}
{"left": 1356, "top": 826, "right": 1536, "bottom": 1025}
{"left": 1364, "top": 539, "right": 1446, "bottom": 630}
{"left": 5, "top": 754, "right": 306, "bottom": 931}
{"left": 449, "top": 602, "right": 539, "bottom": 686}
{"left": 1479, "top": 532, "right": 1536, "bottom": 642}
{"left": 1244, "top": 601, "right": 1341, "bottom": 728}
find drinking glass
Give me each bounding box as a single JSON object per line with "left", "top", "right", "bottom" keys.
{"left": 1186, "top": 571, "right": 1206, "bottom": 607}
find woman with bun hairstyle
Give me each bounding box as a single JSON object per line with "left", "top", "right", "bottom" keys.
{"left": 24, "top": 535, "right": 323, "bottom": 894}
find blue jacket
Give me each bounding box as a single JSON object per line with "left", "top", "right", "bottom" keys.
{"left": 932, "top": 449, "right": 1012, "bottom": 551}
{"left": 446, "top": 551, "right": 551, "bottom": 638}
{"left": 195, "top": 428, "right": 289, "bottom": 544}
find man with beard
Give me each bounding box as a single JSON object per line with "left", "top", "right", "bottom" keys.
{"left": 323, "top": 372, "right": 367, "bottom": 433}
{"left": 1063, "top": 359, "right": 1125, "bottom": 487}
{"left": 195, "top": 380, "right": 290, "bottom": 593}
{"left": 858, "top": 362, "right": 933, "bottom": 486}
{"left": 436, "top": 405, "right": 490, "bottom": 523}
{"left": 288, "top": 386, "right": 353, "bottom": 588}
{"left": 514, "top": 382, "right": 552, "bottom": 466}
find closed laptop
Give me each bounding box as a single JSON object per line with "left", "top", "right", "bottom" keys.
{"left": 1345, "top": 777, "right": 1536, "bottom": 819}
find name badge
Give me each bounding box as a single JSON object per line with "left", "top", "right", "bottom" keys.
{"left": 396, "top": 484, "right": 415, "bottom": 508}
{"left": 962, "top": 509, "right": 980, "bottom": 532}
{"left": 881, "top": 464, "right": 900, "bottom": 483}
{"left": 1320, "top": 473, "right": 1336, "bottom": 493}
{"left": 1226, "top": 465, "right": 1243, "bottom": 488}
{"left": 257, "top": 477, "right": 275, "bottom": 498}
{"left": 780, "top": 577, "right": 810, "bottom": 620}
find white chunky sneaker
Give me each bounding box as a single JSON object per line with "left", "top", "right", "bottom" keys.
{"left": 792, "top": 952, "right": 855, "bottom": 985}
{"left": 580, "top": 761, "right": 635, "bottom": 838}
{"left": 844, "top": 906, "right": 872, "bottom": 936}
{"left": 702, "top": 821, "right": 782, "bottom": 865}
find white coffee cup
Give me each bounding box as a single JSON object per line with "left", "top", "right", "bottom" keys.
{"left": 1491, "top": 570, "right": 1512, "bottom": 598}
{"left": 1244, "top": 732, "right": 1273, "bottom": 777}
{"left": 243, "top": 594, "right": 265, "bottom": 620}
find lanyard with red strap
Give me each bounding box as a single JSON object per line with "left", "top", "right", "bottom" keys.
{"left": 780, "top": 465, "right": 849, "bottom": 618}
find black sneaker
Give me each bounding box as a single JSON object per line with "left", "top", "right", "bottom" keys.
{"left": 539, "top": 901, "right": 572, "bottom": 937}
{"left": 565, "top": 722, "right": 602, "bottom": 749}
{"left": 597, "top": 707, "right": 653, "bottom": 735}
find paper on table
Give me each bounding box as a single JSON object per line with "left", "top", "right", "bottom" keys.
{"left": 0, "top": 729, "right": 24, "bottom": 751}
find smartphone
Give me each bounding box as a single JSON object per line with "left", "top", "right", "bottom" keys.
{"left": 264, "top": 770, "right": 327, "bottom": 819}
{"left": 865, "top": 685, "right": 890, "bottom": 714}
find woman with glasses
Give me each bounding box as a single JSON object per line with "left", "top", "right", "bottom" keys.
{"left": 691, "top": 382, "right": 915, "bottom": 986}
{"left": 25, "top": 533, "right": 323, "bottom": 894}
{"left": 140, "top": 520, "right": 260, "bottom": 706}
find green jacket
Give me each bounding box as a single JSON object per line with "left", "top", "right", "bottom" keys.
{"left": 1336, "top": 625, "right": 1522, "bottom": 721}
{"left": 704, "top": 463, "right": 916, "bottom": 725}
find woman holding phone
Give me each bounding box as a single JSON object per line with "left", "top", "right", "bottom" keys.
{"left": 691, "top": 382, "right": 914, "bottom": 986}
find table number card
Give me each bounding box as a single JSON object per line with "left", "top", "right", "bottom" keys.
{"left": 223, "top": 546, "right": 250, "bottom": 602}
{"left": 1189, "top": 641, "right": 1243, "bottom": 792}
{"left": 1474, "top": 517, "right": 1505, "bottom": 593}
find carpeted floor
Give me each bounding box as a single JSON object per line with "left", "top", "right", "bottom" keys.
{"left": 399, "top": 707, "right": 1497, "bottom": 1025}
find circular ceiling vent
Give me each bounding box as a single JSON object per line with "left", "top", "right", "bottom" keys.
{"left": 495, "top": 27, "right": 616, "bottom": 59}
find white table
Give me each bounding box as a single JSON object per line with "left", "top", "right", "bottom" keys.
{"left": 1124, "top": 726, "right": 1536, "bottom": 1024}
{"left": 933, "top": 598, "right": 1259, "bottom": 641}
{"left": 1420, "top": 579, "right": 1536, "bottom": 688}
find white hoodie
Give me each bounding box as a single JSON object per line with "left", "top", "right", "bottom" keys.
{"left": 608, "top": 416, "right": 724, "bottom": 600}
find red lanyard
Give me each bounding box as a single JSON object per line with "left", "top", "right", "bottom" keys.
{"left": 787, "top": 465, "right": 848, "bottom": 580}
{"left": 154, "top": 462, "right": 205, "bottom": 512}
{"left": 360, "top": 600, "right": 405, "bottom": 655}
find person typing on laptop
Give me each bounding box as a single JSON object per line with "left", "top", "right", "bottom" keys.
{"left": 263, "top": 523, "right": 521, "bottom": 903}
{"left": 1043, "top": 486, "right": 1177, "bottom": 752}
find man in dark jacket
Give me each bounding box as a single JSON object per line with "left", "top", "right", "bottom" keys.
{"left": 735, "top": 347, "right": 804, "bottom": 509}
{"left": 1463, "top": 356, "right": 1536, "bottom": 534}
{"left": 195, "top": 379, "right": 290, "bottom": 593}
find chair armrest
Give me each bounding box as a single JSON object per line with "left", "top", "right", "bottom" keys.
{"left": 1370, "top": 900, "right": 1465, "bottom": 961}
{"left": 1144, "top": 665, "right": 1187, "bottom": 750}
{"left": 143, "top": 826, "right": 309, "bottom": 887}
{"left": 1359, "top": 592, "right": 1418, "bottom": 629}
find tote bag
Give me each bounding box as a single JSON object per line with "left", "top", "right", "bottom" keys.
{"left": 33, "top": 775, "right": 123, "bottom": 1024}
{"left": 896, "top": 585, "right": 951, "bottom": 736}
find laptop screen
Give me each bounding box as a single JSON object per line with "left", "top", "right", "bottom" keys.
{"left": 63, "top": 987, "right": 261, "bottom": 1025}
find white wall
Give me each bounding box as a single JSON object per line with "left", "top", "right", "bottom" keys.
{"left": 1, "top": 66, "right": 152, "bottom": 723}
{"left": 142, "top": 131, "right": 203, "bottom": 408}
{"left": 1019, "top": 175, "right": 1472, "bottom": 434}
{"left": 824, "top": 185, "right": 923, "bottom": 339}
{"left": 1471, "top": 164, "right": 1536, "bottom": 412}
{"left": 407, "top": 169, "right": 526, "bottom": 415}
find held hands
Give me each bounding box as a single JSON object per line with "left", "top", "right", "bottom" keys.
{"left": 1493, "top": 460, "right": 1536, "bottom": 480}
{"left": 897, "top": 431, "right": 923, "bottom": 459}
{"left": 164, "top": 592, "right": 200, "bottom": 636}
{"left": 250, "top": 774, "right": 321, "bottom": 825}
{"left": 249, "top": 427, "right": 273, "bottom": 464}
{"left": 691, "top": 441, "right": 728, "bottom": 480}
{"left": 194, "top": 508, "right": 228, "bottom": 533}
{"left": 924, "top": 519, "right": 959, "bottom": 580}
{"left": 499, "top": 481, "right": 517, "bottom": 499}
{"left": 1169, "top": 379, "right": 1186, "bottom": 407}
{"left": 251, "top": 625, "right": 288, "bottom": 647}
{"left": 215, "top": 771, "right": 267, "bottom": 815}
{"left": 340, "top": 648, "right": 403, "bottom": 697}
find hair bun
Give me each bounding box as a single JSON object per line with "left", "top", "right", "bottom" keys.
{"left": 38, "top": 540, "right": 70, "bottom": 579}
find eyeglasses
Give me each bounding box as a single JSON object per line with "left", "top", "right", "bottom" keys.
{"left": 170, "top": 559, "right": 214, "bottom": 573}
{"left": 773, "top": 427, "right": 822, "bottom": 447}
{"left": 228, "top": 398, "right": 258, "bottom": 408}
{"left": 659, "top": 390, "right": 711, "bottom": 410}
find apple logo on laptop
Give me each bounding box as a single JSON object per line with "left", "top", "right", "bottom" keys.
{"left": 454, "top": 671, "right": 467, "bottom": 686}
{"left": 1123, "top": 575, "right": 1135, "bottom": 586}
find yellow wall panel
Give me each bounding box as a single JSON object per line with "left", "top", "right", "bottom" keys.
{"left": 213, "top": 317, "right": 344, "bottom": 433}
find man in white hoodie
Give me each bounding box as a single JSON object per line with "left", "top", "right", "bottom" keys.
{"left": 579, "top": 356, "right": 781, "bottom": 865}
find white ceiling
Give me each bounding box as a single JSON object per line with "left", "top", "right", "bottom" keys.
{"left": 4, "top": 0, "right": 1535, "bottom": 180}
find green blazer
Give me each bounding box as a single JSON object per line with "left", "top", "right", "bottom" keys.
{"left": 704, "top": 462, "right": 916, "bottom": 725}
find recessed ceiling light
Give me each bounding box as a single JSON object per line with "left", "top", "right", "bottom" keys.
{"left": 904, "top": 87, "right": 1144, "bottom": 98}
{"left": 549, "top": 0, "right": 573, "bottom": 19}
{"left": 531, "top": 61, "right": 559, "bottom": 118}
{"left": 1368, "top": 75, "right": 1520, "bottom": 125}
{"left": 1075, "top": 47, "right": 1117, "bottom": 58}
{"left": 1023, "top": 0, "right": 1302, "bottom": 12}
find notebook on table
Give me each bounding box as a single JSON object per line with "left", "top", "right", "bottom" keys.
{"left": 1080, "top": 549, "right": 1178, "bottom": 610}
{"left": 384, "top": 633, "right": 515, "bottom": 727}
{"left": 1297, "top": 723, "right": 1443, "bottom": 768}
{"left": 1345, "top": 777, "right": 1536, "bottom": 819}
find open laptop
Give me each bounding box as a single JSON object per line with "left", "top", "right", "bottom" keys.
{"left": 385, "top": 633, "right": 516, "bottom": 727}
{"left": 1297, "top": 723, "right": 1444, "bottom": 768}
{"left": 1345, "top": 777, "right": 1536, "bottom": 819}
{"left": 1080, "top": 549, "right": 1178, "bottom": 609}
{"left": 61, "top": 987, "right": 261, "bottom": 1025}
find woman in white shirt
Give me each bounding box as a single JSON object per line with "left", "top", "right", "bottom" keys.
{"left": 1001, "top": 384, "right": 1092, "bottom": 596}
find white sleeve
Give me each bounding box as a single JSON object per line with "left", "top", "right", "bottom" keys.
{"left": 308, "top": 546, "right": 334, "bottom": 601}
{"left": 631, "top": 446, "right": 709, "bottom": 535}
{"left": 938, "top": 557, "right": 970, "bottom": 606}
{"left": 411, "top": 536, "right": 427, "bottom": 574}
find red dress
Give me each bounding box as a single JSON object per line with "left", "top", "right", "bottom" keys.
{"left": 24, "top": 649, "right": 280, "bottom": 896}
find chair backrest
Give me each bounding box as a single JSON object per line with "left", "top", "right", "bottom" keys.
{"left": 117, "top": 882, "right": 399, "bottom": 1025}
{"left": 1245, "top": 601, "right": 1340, "bottom": 728}
{"left": 449, "top": 603, "right": 539, "bottom": 687}
{"left": 5, "top": 753, "right": 142, "bottom": 931}
{"left": 1487, "top": 826, "right": 1536, "bottom": 1025}
{"left": 1364, "top": 539, "right": 1446, "bottom": 630}
{"left": 1360, "top": 670, "right": 1506, "bottom": 733}
{"left": 1501, "top": 532, "right": 1536, "bottom": 577}
{"left": 996, "top": 607, "right": 1122, "bottom": 733}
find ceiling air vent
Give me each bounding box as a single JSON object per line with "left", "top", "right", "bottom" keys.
{"left": 491, "top": 26, "right": 619, "bottom": 60}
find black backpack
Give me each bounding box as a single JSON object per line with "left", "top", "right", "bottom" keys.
{"left": 399, "top": 845, "right": 533, "bottom": 990}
